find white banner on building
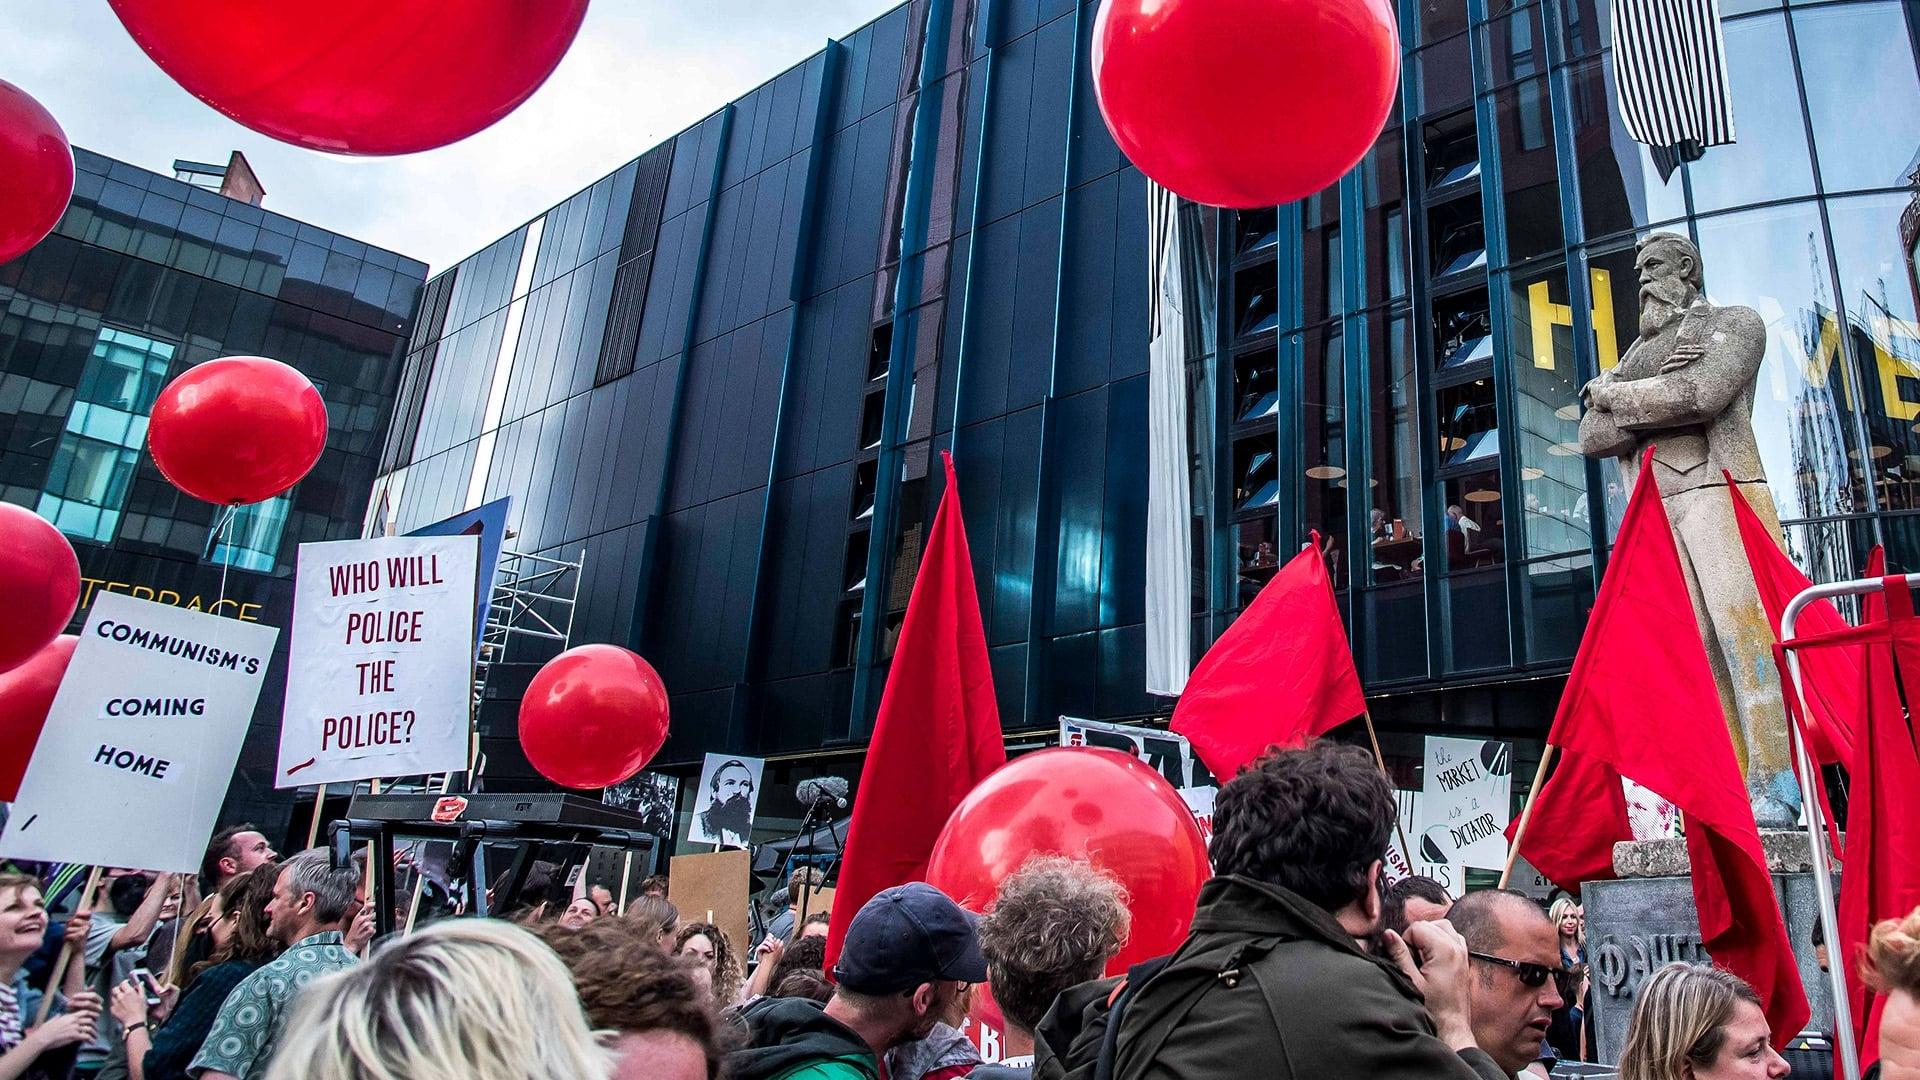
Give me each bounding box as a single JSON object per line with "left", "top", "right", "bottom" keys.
{"left": 0, "top": 594, "right": 277, "bottom": 873}
{"left": 1416, "top": 736, "right": 1514, "bottom": 872}
{"left": 278, "top": 534, "right": 479, "bottom": 788}
{"left": 1144, "top": 182, "right": 1194, "bottom": 697}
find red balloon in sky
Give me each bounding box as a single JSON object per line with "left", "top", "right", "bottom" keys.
{"left": 106, "top": 0, "right": 592, "bottom": 155}
{"left": 0, "top": 504, "right": 80, "bottom": 675}
{"left": 519, "top": 644, "right": 670, "bottom": 790}
{"left": 1092, "top": 0, "right": 1401, "bottom": 208}
{"left": 0, "top": 79, "right": 74, "bottom": 265}
{"left": 927, "top": 747, "right": 1211, "bottom": 975}
{"left": 147, "top": 356, "right": 328, "bottom": 505}
{"left": 0, "top": 635, "right": 78, "bottom": 802}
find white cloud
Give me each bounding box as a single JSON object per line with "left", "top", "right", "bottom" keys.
{"left": 1, "top": 1, "right": 901, "bottom": 271}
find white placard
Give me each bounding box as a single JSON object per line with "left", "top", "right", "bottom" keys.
{"left": 0, "top": 594, "right": 277, "bottom": 873}
{"left": 1416, "top": 736, "right": 1514, "bottom": 872}
{"left": 686, "top": 753, "right": 765, "bottom": 848}
{"left": 1384, "top": 790, "right": 1460, "bottom": 897}
{"left": 278, "top": 534, "right": 479, "bottom": 787}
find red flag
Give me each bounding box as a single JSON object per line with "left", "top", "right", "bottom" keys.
{"left": 1506, "top": 746, "right": 1633, "bottom": 893}
{"left": 1531, "top": 452, "right": 1808, "bottom": 1045}
{"left": 1171, "top": 533, "right": 1364, "bottom": 780}
{"left": 1833, "top": 578, "right": 1920, "bottom": 1070}
{"left": 824, "top": 451, "right": 1006, "bottom": 974}
{"left": 1728, "top": 475, "right": 1857, "bottom": 765}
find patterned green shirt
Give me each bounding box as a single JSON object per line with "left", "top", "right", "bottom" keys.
{"left": 187, "top": 931, "right": 357, "bottom": 1079}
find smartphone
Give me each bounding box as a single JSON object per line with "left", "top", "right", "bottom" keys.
{"left": 129, "top": 966, "right": 161, "bottom": 1007}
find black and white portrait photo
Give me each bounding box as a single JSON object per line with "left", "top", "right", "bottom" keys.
{"left": 601, "top": 771, "right": 681, "bottom": 839}
{"left": 687, "top": 753, "right": 764, "bottom": 848}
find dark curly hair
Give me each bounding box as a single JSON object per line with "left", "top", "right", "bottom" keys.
{"left": 765, "top": 933, "right": 828, "bottom": 995}
{"left": 536, "top": 917, "right": 727, "bottom": 1078}
{"left": 1209, "top": 741, "right": 1396, "bottom": 913}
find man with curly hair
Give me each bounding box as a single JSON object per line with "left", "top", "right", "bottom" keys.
{"left": 970, "top": 856, "right": 1129, "bottom": 1078}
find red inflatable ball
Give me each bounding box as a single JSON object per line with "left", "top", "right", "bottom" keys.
{"left": 519, "top": 644, "right": 670, "bottom": 790}
{"left": 0, "top": 79, "right": 74, "bottom": 265}
{"left": 0, "top": 504, "right": 80, "bottom": 674}
{"left": 107, "top": 0, "right": 591, "bottom": 155}
{"left": 1092, "top": 0, "right": 1401, "bottom": 208}
{"left": 926, "top": 747, "right": 1211, "bottom": 975}
{"left": 0, "top": 635, "right": 78, "bottom": 801}
{"left": 147, "top": 357, "right": 328, "bottom": 506}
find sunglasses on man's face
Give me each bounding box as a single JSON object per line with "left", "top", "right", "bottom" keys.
{"left": 1468, "top": 951, "right": 1570, "bottom": 991}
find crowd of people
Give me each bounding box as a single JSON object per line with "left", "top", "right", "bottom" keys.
{"left": 3, "top": 741, "right": 1919, "bottom": 1079}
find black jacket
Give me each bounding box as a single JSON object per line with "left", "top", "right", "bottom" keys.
{"left": 1110, "top": 875, "right": 1510, "bottom": 1080}
{"left": 727, "top": 997, "right": 881, "bottom": 1080}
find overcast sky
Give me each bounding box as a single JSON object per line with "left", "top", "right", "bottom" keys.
{"left": 2, "top": 1, "right": 902, "bottom": 271}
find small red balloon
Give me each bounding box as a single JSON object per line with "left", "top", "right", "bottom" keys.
{"left": 0, "top": 79, "right": 74, "bottom": 265}
{"left": 107, "top": 0, "right": 591, "bottom": 155}
{"left": 0, "top": 504, "right": 80, "bottom": 674}
{"left": 927, "top": 748, "right": 1211, "bottom": 975}
{"left": 0, "top": 635, "right": 78, "bottom": 801}
{"left": 1092, "top": 0, "right": 1401, "bottom": 208}
{"left": 519, "top": 644, "right": 670, "bottom": 790}
{"left": 148, "top": 357, "right": 328, "bottom": 505}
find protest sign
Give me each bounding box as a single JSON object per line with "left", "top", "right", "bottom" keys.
{"left": 1416, "top": 736, "right": 1514, "bottom": 871}
{"left": 670, "top": 848, "right": 753, "bottom": 959}
{"left": 1058, "top": 716, "right": 1215, "bottom": 790}
{"left": 278, "top": 534, "right": 479, "bottom": 787}
{"left": 603, "top": 771, "right": 680, "bottom": 838}
{"left": 1384, "top": 789, "right": 1458, "bottom": 895}
{"left": 686, "top": 754, "right": 764, "bottom": 848}
{"left": 0, "top": 593, "right": 276, "bottom": 873}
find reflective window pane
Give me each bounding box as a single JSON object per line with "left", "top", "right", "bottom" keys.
{"left": 1508, "top": 266, "right": 1595, "bottom": 557}
{"left": 211, "top": 494, "right": 291, "bottom": 572}
{"left": 1829, "top": 194, "right": 1920, "bottom": 512}
{"left": 1362, "top": 126, "right": 1409, "bottom": 306}
{"left": 1693, "top": 203, "right": 1866, "bottom": 524}
{"left": 1302, "top": 193, "right": 1342, "bottom": 323}
{"left": 1482, "top": 3, "right": 1550, "bottom": 86}
{"left": 1491, "top": 77, "right": 1565, "bottom": 263}
{"left": 1792, "top": 3, "right": 1920, "bottom": 195}
{"left": 1367, "top": 312, "right": 1425, "bottom": 584}
{"left": 1302, "top": 327, "right": 1348, "bottom": 588}
{"left": 37, "top": 327, "right": 176, "bottom": 544}
{"left": 1685, "top": 15, "right": 1816, "bottom": 214}
{"left": 1444, "top": 472, "right": 1506, "bottom": 568}
{"left": 1567, "top": 58, "right": 1689, "bottom": 240}
{"left": 1419, "top": 34, "right": 1475, "bottom": 116}
{"left": 1420, "top": 0, "right": 1470, "bottom": 46}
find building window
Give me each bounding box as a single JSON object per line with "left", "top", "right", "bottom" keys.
{"left": 209, "top": 494, "right": 291, "bottom": 572}
{"left": 37, "top": 327, "right": 176, "bottom": 544}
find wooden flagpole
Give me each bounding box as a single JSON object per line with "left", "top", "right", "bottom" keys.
{"left": 38, "top": 866, "right": 105, "bottom": 1023}
{"left": 1361, "top": 710, "right": 1415, "bottom": 869}
{"left": 617, "top": 852, "right": 634, "bottom": 916}
{"left": 305, "top": 783, "right": 328, "bottom": 850}
{"left": 1498, "top": 744, "right": 1558, "bottom": 889}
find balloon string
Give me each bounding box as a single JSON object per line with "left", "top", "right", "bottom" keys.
{"left": 215, "top": 504, "right": 238, "bottom": 607}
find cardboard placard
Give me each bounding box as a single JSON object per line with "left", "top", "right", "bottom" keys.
{"left": 278, "top": 534, "right": 479, "bottom": 787}
{"left": 1417, "top": 736, "right": 1514, "bottom": 871}
{"left": 0, "top": 594, "right": 277, "bottom": 872}
{"left": 669, "top": 848, "right": 753, "bottom": 959}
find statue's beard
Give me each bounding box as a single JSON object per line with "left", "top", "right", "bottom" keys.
{"left": 1638, "top": 277, "right": 1695, "bottom": 338}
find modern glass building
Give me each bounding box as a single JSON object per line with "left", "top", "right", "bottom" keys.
{"left": 370, "top": 0, "right": 1918, "bottom": 836}
{"left": 0, "top": 148, "right": 427, "bottom": 835}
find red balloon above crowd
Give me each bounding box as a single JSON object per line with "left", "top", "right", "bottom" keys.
{"left": 926, "top": 746, "right": 1211, "bottom": 974}
{"left": 0, "top": 505, "right": 80, "bottom": 675}
{"left": 0, "top": 79, "right": 74, "bottom": 266}
{"left": 1092, "top": 0, "right": 1401, "bottom": 208}
{"left": 106, "top": 0, "right": 591, "bottom": 155}
{"left": 519, "top": 643, "right": 671, "bottom": 790}
{"left": 147, "top": 356, "right": 329, "bottom": 506}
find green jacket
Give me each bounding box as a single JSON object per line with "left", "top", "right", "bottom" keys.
{"left": 728, "top": 997, "right": 881, "bottom": 1080}
{"left": 1111, "top": 876, "right": 1510, "bottom": 1080}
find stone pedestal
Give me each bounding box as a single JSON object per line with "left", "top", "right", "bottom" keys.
{"left": 1582, "top": 833, "right": 1833, "bottom": 1063}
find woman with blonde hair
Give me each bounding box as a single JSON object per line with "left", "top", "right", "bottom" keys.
{"left": 1618, "top": 963, "right": 1788, "bottom": 1080}
{"left": 264, "top": 919, "right": 611, "bottom": 1080}
{"left": 1863, "top": 906, "right": 1920, "bottom": 1077}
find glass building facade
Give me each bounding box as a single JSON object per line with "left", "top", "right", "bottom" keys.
{"left": 374, "top": 0, "right": 1917, "bottom": 835}
{"left": 0, "top": 148, "right": 426, "bottom": 835}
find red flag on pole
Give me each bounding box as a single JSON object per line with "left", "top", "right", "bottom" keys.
{"left": 1728, "top": 475, "right": 1857, "bottom": 765}
{"left": 1520, "top": 452, "right": 1808, "bottom": 1045}
{"left": 1171, "top": 533, "right": 1364, "bottom": 781}
{"left": 824, "top": 451, "right": 1006, "bottom": 975}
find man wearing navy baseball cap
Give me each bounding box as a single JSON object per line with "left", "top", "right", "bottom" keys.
{"left": 730, "top": 882, "right": 988, "bottom": 1080}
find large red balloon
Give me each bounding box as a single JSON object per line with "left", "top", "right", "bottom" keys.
{"left": 107, "top": 1, "right": 591, "bottom": 155}
{"left": 927, "top": 748, "right": 1210, "bottom": 975}
{"left": 0, "top": 635, "right": 78, "bottom": 801}
{"left": 0, "top": 80, "right": 74, "bottom": 265}
{"left": 0, "top": 505, "right": 80, "bottom": 674}
{"left": 519, "top": 644, "right": 670, "bottom": 790}
{"left": 148, "top": 357, "right": 328, "bottom": 505}
{"left": 1092, "top": 0, "right": 1401, "bottom": 208}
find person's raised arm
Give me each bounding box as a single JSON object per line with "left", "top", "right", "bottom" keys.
{"left": 111, "top": 873, "right": 180, "bottom": 950}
